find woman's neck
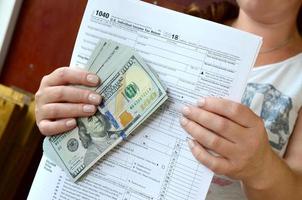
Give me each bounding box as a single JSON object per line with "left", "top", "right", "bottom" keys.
{"left": 231, "top": 9, "right": 302, "bottom": 67}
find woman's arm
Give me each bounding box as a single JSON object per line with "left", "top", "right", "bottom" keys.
{"left": 244, "top": 109, "right": 302, "bottom": 200}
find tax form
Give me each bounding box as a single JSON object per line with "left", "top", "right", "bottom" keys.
{"left": 28, "top": 0, "right": 262, "bottom": 200}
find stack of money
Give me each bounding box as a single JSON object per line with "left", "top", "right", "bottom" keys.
{"left": 44, "top": 39, "right": 168, "bottom": 181}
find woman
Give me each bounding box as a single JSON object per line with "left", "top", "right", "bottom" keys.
{"left": 35, "top": 0, "right": 302, "bottom": 199}
{"left": 181, "top": 1, "right": 302, "bottom": 199}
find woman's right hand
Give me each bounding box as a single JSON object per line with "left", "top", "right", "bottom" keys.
{"left": 35, "top": 67, "right": 102, "bottom": 136}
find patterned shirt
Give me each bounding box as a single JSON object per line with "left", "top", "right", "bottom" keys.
{"left": 206, "top": 53, "right": 302, "bottom": 200}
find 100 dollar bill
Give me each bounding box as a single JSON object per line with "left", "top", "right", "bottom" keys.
{"left": 43, "top": 40, "right": 168, "bottom": 181}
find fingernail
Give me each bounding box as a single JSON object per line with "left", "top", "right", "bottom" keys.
{"left": 83, "top": 105, "right": 96, "bottom": 113}
{"left": 182, "top": 106, "right": 191, "bottom": 115}
{"left": 66, "top": 119, "right": 76, "bottom": 127}
{"left": 87, "top": 74, "right": 99, "bottom": 84}
{"left": 188, "top": 140, "right": 195, "bottom": 149}
{"left": 88, "top": 93, "right": 102, "bottom": 104}
{"left": 197, "top": 98, "right": 205, "bottom": 107}
{"left": 180, "top": 117, "right": 189, "bottom": 126}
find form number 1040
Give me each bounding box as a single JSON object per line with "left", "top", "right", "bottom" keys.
{"left": 95, "top": 10, "right": 110, "bottom": 19}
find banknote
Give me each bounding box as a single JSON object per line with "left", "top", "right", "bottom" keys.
{"left": 43, "top": 39, "right": 168, "bottom": 181}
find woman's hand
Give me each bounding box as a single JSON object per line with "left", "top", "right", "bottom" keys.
{"left": 35, "top": 67, "right": 102, "bottom": 136}
{"left": 180, "top": 97, "right": 275, "bottom": 188}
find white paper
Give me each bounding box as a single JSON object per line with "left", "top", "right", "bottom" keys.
{"left": 28, "top": 0, "right": 262, "bottom": 199}
{"left": 0, "top": 0, "right": 23, "bottom": 73}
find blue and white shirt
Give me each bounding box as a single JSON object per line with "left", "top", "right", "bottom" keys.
{"left": 206, "top": 52, "right": 302, "bottom": 200}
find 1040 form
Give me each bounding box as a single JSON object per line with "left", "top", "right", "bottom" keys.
{"left": 28, "top": 0, "right": 262, "bottom": 199}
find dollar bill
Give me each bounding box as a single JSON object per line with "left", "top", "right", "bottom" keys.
{"left": 43, "top": 39, "right": 168, "bottom": 181}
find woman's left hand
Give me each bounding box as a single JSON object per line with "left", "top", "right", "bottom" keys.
{"left": 180, "top": 97, "right": 274, "bottom": 186}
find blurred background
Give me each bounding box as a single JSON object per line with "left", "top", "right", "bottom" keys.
{"left": 0, "top": 0, "right": 226, "bottom": 199}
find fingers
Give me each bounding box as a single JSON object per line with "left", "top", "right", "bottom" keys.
{"left": 40, "top": 67, "right": 100, "bottom": 88}
{"left": 182, "top": 106, "right": 244, "bottom": 143}
{"left": 197, "top": 97, "right": 258, "bottom": 128}
{"left": 36, "top": 103, "right": 97, "bottom": 122}
{"left": 188, "top": 140, "right": 230, "bottom": 175}
{"left": 35, "top": 67, "right": 102, "bottom": 136}
{"left": 180, "top": 117, "right": 235, "bottom": 157}
{"left": 35, "top": 86, "right": 102, "bottom": 106}
{"left": 38, "top": 118, "right": 77, "bottom": 136}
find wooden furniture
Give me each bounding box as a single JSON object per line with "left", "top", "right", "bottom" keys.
{"left": 0, "top": 84, "right": 39, "bottom": 199}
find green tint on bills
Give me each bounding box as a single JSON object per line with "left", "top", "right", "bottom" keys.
{"left": 43, "top": 39, "right": 168, "bottom": 181}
